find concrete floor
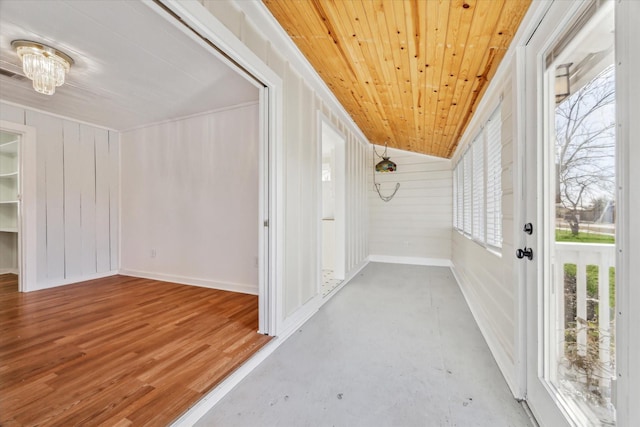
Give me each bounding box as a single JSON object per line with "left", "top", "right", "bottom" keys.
{"left": 195, "top": 263, "right": 532, "bottom": 427}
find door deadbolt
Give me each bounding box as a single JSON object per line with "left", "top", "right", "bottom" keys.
{"left": 523, "top": 223, "right": 533, "bottom": 235}
{"left": 516, "top": 247, "right": 534, "bottom": 260}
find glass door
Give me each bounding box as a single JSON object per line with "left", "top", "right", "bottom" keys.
{"left": 524, "top": 1, "right": 617, "bottom": 425}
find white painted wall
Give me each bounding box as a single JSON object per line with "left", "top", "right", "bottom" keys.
{"left": 450, "top": 60, "right": 519, "bottom": 393}
{"left": 369, "top": 146, "right": 452, "bottom": 266}
{"left": 120, "top": 103, "right": 260, "bottom": 294}
{"left": 197, "top": 0, "right": 370, "bottom": 325}
{"left": 0, "top": 101, "right": 119, "bottom": 290}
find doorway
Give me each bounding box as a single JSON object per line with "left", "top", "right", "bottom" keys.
{"left": 523, "top": 1, "right": 618, "bottom": 425}
{"left": 0, "top": 121, "right": 35, "bottom": 293}
{"left": 320, "top": 119, "right": 345, "bottom": 297}
{"left": 0, "top": 130, "right": 20, "bottom": 287}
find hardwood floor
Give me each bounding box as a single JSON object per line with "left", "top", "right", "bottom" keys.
{"left": 0, "top": 274, "right": 271, "bottom": 426}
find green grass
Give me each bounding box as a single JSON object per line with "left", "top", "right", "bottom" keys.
{"left": 556, "top": 229, "right": 615, "bottom": 244}
{"left": 560, "top": 229, "right": 616, "bottom": 310}
{"left": 563, "top": 264, "right": 616, "bottom": 309}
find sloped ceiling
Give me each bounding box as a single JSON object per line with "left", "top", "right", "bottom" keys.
{"left": 263, "top": 0, "right": 531, "bottom": 158}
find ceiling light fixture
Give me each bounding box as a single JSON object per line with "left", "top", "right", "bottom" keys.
{"left": 11, "top": 40, "right": 73, "bottom": 95}
{"left": 374, "top": 142, "right": 397, "bottom": 172}
{"left": 373, "top": 143, "right": 400, "bottom": 202}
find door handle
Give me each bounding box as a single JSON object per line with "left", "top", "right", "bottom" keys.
{"left": 516, "top": 247, "right": 534, "bottom": 260}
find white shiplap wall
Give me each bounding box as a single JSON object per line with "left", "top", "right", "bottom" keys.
{"left": 0, "top": 101, "right": 119, "bottom": 290}
{"left": 120, "top": 103, "right": 260, "bottom": 295}
{"left": 450, "top": 61, "right": 519, "bottom": 393}
{"left": 369, "top": 146, "right": 452, "bottom": 265}
{"left": 198, "top": 0, "right": 370, "bottom": 323}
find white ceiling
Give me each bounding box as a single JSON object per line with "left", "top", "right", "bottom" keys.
{"left": 0, "top": 0, "right": 260, "bottom": 131}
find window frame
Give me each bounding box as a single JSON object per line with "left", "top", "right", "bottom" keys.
{"left": 452, "top": 104, "right": 502, "bottom": 253}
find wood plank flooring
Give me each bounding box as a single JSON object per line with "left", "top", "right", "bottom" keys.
{"left": 0, "top": 274, "right": 271, "bottom": 426}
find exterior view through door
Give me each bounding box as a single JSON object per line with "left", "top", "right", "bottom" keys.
{"left": 524, "top": 1, "right": 618, "bottom": 425}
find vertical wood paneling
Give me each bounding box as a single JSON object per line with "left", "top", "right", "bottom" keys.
{"left": 3, "top": 103, "right": 118, "bottom": 289}
{"left": 45, "top": 116, "right": 65, "bottom": 280}
{"left": 241, "top": 13, "right": 268, "bottom": 62}
{"left": 25, "top": 111, "right": 52, "bottom": 282}
{"left": 109, "top": 131, "right": 119, "bottom": 271}
{"left": 63, "top": 121, "right": 82, "bottom": 278}
{"left": 450, "top": 70, "right": 518, "bottom": 391}
{"left": 299, "top": 80, "right": 314, "bottom": 304}
{"left": 200, "top": 2, "right": 371, "bottom": 322}
{"left": 0, "top": 103, "right": 119, "bottom": 289}
{"left": 95, "top": 130, "right": 110, "bottom": 273}
{"left": 283, "top": 67, "right": 301, "bottom": 317}
{"left": 79, "top": 124, "right": 97, "bottom": 275}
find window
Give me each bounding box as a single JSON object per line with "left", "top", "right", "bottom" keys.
{"left": 472, "top": 133, "right": 485, "bottom": 242}
{"left": 456, "top": 165, "right": 463, "bottom": 230}
{"left": 453, "top": 105, "right": 502, "bottom": 251}
{"left": 462, "top": 150, "right": 472, "bottom": 235}
{"left": 453, "top": 164, "right": 458, "bottom": 229}
{"left": 485, "top": 108, "right": 502, "bottom": 248}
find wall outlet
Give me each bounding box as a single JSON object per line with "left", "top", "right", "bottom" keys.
{"left": 150, "top": 249, "right": 157, "bottom": 258}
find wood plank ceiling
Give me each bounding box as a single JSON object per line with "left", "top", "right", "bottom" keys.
{"left": 263, "top": 0, "right": 531, "bottom": 158}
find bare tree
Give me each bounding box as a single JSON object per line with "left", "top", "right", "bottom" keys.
{"left": 556, "top": 65, "right": 616, "bottom": 235}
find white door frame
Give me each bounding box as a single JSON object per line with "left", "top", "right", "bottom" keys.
{"left": 151, "top": 0, "right": 284, "bottom": 336}
{"left": 521, "top": 1, "right": 632, "bottom": 425}
{"left": 0, "top": 120, "right": 36, "bottom": 293}
{"left": 614, "top": 1, "right": 640, "bottom": 425}
{"left": 0, "top": 120, "right": 38, "bottom": 292}
{"left": 318, "top": 114, "right": 346, "bottom": 287}
{"left": 523, "top": 1, "right": 590, "bottom": 424}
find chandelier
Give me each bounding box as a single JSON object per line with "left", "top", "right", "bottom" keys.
{"left": 11, "top": 40, "right": 73, "bottom": 95}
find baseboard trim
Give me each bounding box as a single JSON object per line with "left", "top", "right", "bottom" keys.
{"left": 0, "top": 268, "right": 18, "bottom": 275}
{"left": 449, "top": 264, "right": 519, "bottom": 397}
{"left": 368, "top": 255, "right": 453, "bottom": 267}
{"left": 28, "top": 270, "right": 118, "bottom": 292}
{"left": 118, "top": 269, "right": 258, "bottom": 295}
{"left": 319, "top": 258, "right": 370, "bottom": 306}
{"left": 170, "top": 336, "right": 284, "bottom": 427}
{"left": 171, "top": 257, "right": 370, "bottom": 426}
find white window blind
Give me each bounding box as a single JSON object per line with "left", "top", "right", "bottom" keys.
{"left": 486, "top": 108, "right": 502, "bottom": 248}
{"left": 456, "top": 164, "right": 463, "bottom": 230}
{"left": 463, "top": 150, "right": 472, "bottom": 235}
{"left": 472, "top": 133, "right": 485, "bottom": 242}
{"left": 453, "top": 163, "right": 458, "bottom": 229}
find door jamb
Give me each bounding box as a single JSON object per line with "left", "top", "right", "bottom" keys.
{"left": 149, "top": 0, "right": 284, "bottom": 337}
{"left": 0, "top": 120, "right": 36, "bottom": 293}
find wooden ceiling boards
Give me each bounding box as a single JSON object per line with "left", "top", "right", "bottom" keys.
{"left": 263, "top": 0, "right": 531, "bottom": 158}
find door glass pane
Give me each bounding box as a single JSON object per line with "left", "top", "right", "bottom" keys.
{"left": 547, "top": 2, "right": 616, "bottom": 425}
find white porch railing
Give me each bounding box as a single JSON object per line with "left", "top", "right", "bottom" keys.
{"left": 554, "top": 242, "right": 616, "bottom": 413}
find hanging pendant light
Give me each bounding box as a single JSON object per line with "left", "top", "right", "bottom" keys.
{"left": 375, "top": 143, "right": 397, "bottom": 172}
{"left": 373, "top": 143, "right": 400, "bottom": 202}
{"left": 12, "top": 40, "right": 74, "bottom": 95}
